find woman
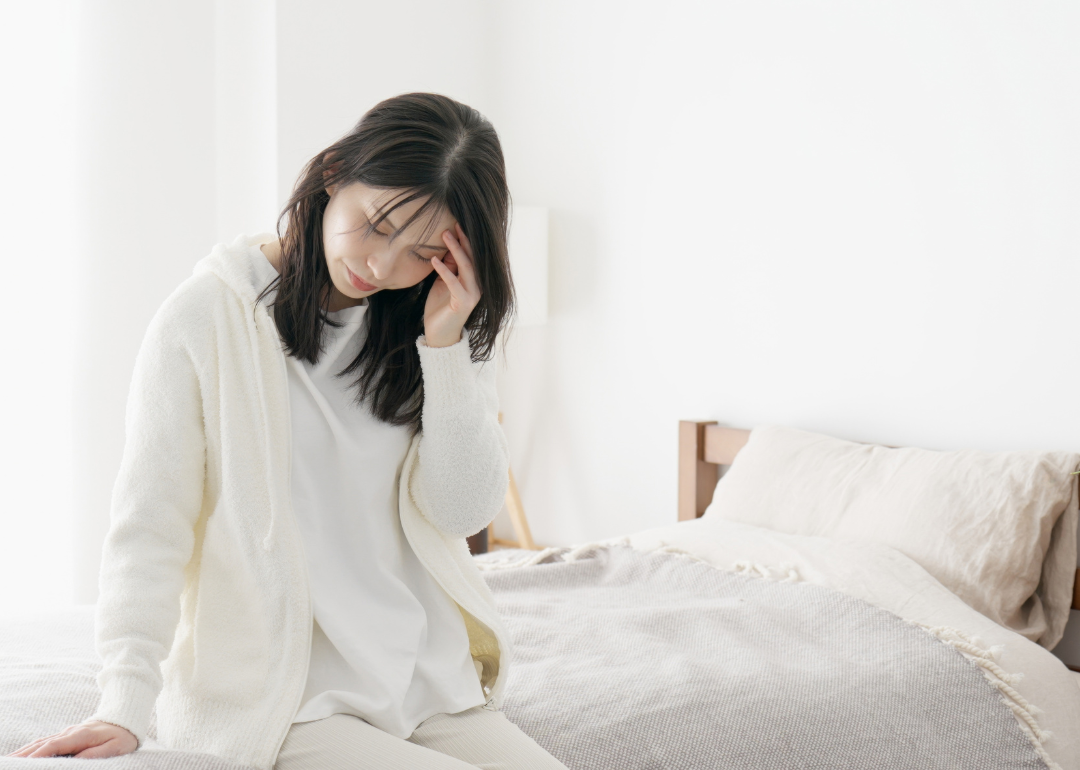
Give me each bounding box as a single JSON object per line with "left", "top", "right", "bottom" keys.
{"left": 8, "top": 93, "right": 568, "bottom": 770}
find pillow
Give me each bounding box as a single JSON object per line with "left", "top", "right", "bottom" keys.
{"left": 702, "top": 425, "right": 1080, "bottom": 648}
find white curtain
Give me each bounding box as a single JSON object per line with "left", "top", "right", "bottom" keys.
{"left": 0, "top": 1, "right": 78, "bottom": 613}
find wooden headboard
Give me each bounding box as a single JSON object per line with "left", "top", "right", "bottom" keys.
{"left": 677, "top": 420, "right": 1080, "bottom": 614}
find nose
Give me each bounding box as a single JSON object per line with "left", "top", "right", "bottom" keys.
{"left": 366, "top": 247, "right": 393, "bottom": 281}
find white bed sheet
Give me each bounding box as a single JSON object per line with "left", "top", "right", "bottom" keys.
{"left": 603, "top": 516, "right": 1080, "bottom": 770}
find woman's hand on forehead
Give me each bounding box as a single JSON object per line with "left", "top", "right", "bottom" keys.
{"left": 423, "top": 222, "right": 481, "bottom": 348}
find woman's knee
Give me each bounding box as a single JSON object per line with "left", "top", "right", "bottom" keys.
{"left": 410, "top": 707, "right": 569, "bottom": 770}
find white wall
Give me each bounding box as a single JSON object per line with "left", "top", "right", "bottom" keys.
{"left": 485, "top": 0, "right": 1080, "bottom": 666}
{"left": 275, "top": 0, "right": 495, "bottom": 210}
{"left": 215, "top": 0, "right": 278, "bottom": 244}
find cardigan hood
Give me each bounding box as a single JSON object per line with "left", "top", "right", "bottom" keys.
{"left": 88, "top": 233, "right": 513, "bottom": 770}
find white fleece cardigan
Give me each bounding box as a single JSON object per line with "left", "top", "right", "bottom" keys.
{"left": 87, "top": 233, "right": 513, "bottom": 770}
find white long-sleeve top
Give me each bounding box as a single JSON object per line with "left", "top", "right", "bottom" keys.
{"left": 243, "top": 250, "right": 486, "bottom": 735}
{"left": 87, "top": 232, "right": 512, "bottom": 770}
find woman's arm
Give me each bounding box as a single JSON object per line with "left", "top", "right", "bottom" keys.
{"left": 411, "top": 331, "right": 509, "bottom": 538}
{"left": 86, "top": 308, "right": 207, "bottom": 749}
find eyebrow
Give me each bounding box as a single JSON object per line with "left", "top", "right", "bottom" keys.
{"left": 381, "top": 210, "right": 448, "bottom": 251}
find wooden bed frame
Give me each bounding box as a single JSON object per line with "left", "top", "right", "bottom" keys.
{"left": 677, "top": 420, "right": 1080, "bottom": 614}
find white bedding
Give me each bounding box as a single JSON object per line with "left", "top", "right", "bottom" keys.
{"left": 605, "top": 516, "right": 1080, "bottom": 770}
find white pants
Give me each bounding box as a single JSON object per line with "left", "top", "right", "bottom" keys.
{"left": 273, "top": 705, "right": 569, "bottom": 770}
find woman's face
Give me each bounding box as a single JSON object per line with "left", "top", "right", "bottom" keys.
{"left": 321, "top": 181, "right": 456, "bottom": 304}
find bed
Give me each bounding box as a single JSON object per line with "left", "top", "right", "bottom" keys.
{"left": 3, "top": 421, "right": 1079, "bottom": 769}
{"left": 475, "top": 421, "right": 1080, "bottom": 769}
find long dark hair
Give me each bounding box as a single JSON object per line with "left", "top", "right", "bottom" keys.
{"left": 255, "top": 93, "right": 515, "bottom": 432}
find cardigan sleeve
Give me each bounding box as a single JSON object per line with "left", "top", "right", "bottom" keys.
{"left": 411, "top": 330, "right": 510, "bottom": 538}
{"left": 86, "top": 309, "right": 207, "bottom": 748}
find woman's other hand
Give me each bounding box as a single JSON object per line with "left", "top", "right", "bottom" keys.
{"left": 423, "top": 222, "right": 482, "bottom": 348}
{"left": 5, "top": 720, "right": 138, "bottom": 759}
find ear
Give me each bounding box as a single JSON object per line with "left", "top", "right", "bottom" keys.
{"left": 321, "top": 153, "right": 341, "bottom": 196}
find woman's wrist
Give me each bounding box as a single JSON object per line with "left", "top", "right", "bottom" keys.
{"left": 420, "top": 328, "right": 463, "bottom": 348}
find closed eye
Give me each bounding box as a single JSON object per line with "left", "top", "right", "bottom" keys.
{"left": 363, "top": 214, "right": 444, "bottom": 262}
{"left": 362, "top": 216, "right": 390, "bottom": 238}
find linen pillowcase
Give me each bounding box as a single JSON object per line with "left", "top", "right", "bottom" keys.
{"left": 702, "top": 425, "right": 1080, "bottom": 649}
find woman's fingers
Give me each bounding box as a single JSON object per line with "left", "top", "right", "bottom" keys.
{"left": 28, "top": 731, "right": 91, "bottom": 758}
{"left": 7, "top": 722, "right": 135, "bottom": 759}
{"left": 8, "top": 733, "right": 62, "bottom": 756}
{"left": 454, "top": 221, "right": 472, "bottom": 253}
{"left": 430, "top": 255, "right": 467, "bottom": 305}
{"left": 440, "top": 228, "right": 479, "bottom": 298}
{"left": 452, "top": 224, "right": 476, "bottom": 284}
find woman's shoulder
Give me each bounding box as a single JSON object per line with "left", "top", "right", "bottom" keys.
{"left": 150, "top": 270, "right": 238, "bottom": 334}
{"left": 146, "top": 235, "right": 275, "bottom": 349}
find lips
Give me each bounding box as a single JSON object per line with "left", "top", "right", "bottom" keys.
{"left": 346, "top": 265, "right": 378, "bottom": 292}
